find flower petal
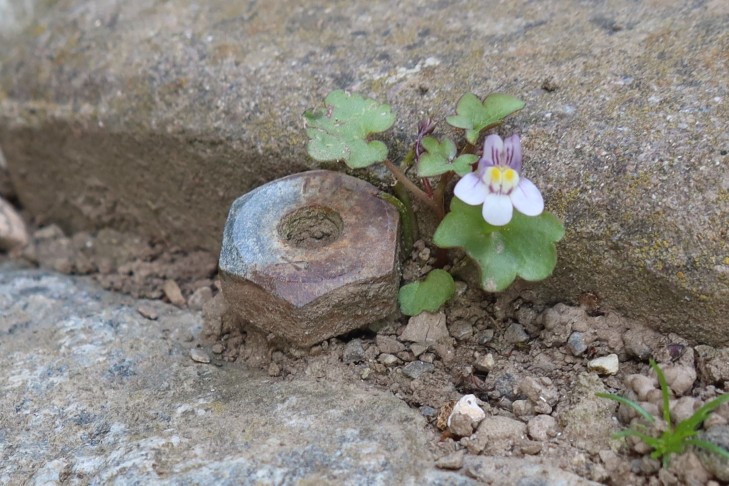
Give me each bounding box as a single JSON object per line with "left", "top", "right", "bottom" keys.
{"left": 510, "top": 178, "right": 544, "bottom": 216}
{"left": 481, "top": 134, "right": 504, "bottom": 166}
{"left": 454, "top": 172, "right": 487, "bottom": 205}
{"left": 503, "top": 134, "right": 522, "bottom": 172}
{"left": 482, "top": 193, "right": 513, "bottom": 226}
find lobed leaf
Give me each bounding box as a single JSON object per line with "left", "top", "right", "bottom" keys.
{"left": 398, "top": 269, "right": 456, "bottom": 316}
{"left": 417, "top": 136, "right": 478, "bottom": 177}
{"left": 304, "top": 90, "right": 395, "bottom": 168}
{"left": 433, "top": 198, "right": 564, "bottom": 292}
{"left": 446, "top": 93, "right": 525, "bottom": 145}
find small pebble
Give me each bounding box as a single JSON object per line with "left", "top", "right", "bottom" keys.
{"left": 448, "top": 412, "right": 475, "bottom": 437}
{"left": 512, "top": 400, "right": 534, "bottom": 417}
{"left": 626, "top": 373, "right": 656, "bottom": 401}
{"left": 504, "top": 322, "right": 530, "bottom": 344}
{"left": 402, "top": 361, "right": 434, "bottom": 379}
{"left": 435, "top": 450, "right": 465, "bottom": 470}
{"left": 670, "top": 396, "right": 698, "bottom": 423}
{"left": 137, "top": 305, "right": 158, "bottom": 320}
{"left": 343, "top": 339, "right": 365, "bottom": 364}
{"left": 375, "top": 335, "right": 404, "bottom": 354}
{"left": 449, "top": 320, "right": 474, "bottom": 341}
{"left": 474, "top": 353, "right": 495, "bottom": 373}
{"left": 519, "top": 441, "right": 543, "bottom": 455}
{"left": 476, "top": 329, "right": 495, "bottom": 344}
{"left": 400, "top": 311, "right": 449, "bottom": 344}
{"left": 527, "top": 414, "right": 557, "bottom": 441}
{"left": 378, "top": 353, "right": 399, "bottom": 366}
{"left": 448, "top": 394, "right": 486, "bottom": 428}
{"left": 567, "top": 332, "right": 587, "bottom": 356}
{"left": 188, "top": 286, "right": 213, "bottom": 311}
{"left": 663, "top": 365, "right": 697, "bottom": 396}
{"left": 190, "top": 348, "right": 210, "bottom": 364}
{"left": 410, "top": 343, "right": 428, "bottom": 357}
{"left": 588, "top": 354, "right": 619, "bottom": 375}
{"left": 419, "top": 352, "right": 435, "bottom": 363}
{"left": 163, "top": 280, "right": 186, "bottom": 307}
{"left": 267, "top": 362, "right": 281, "bottom": 377}
{"left": 420, "top": 405, "right": 438, "bottom": 418}
{"left": 211, "top": 343, "right": 225, "bottom": 354}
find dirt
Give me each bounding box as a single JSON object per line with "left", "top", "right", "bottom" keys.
{"left": 17, "top": 224, "right": 218, "bottom": 301}
{"left": 5, "top": 223, "right": 729, "bottom": 485}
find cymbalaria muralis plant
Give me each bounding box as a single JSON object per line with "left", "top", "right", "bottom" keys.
{"left": 304, "top": 90, "right": 564, "bottom": 315}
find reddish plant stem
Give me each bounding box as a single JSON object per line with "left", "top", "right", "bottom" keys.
{"left": 421, "top": 177, "right": 434, "bottom": 197}
{"left": 383, "top": 159, "right": 444, "bottom": 220}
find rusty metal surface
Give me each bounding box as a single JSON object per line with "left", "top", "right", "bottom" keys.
{"left": 219, "top": 170, "right": 400, "bottom": 346}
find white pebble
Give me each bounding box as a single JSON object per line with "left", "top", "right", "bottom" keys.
{"left": 190, "top": 348, "right": 211, "bottom": 363}
{"left": 448, "top": 394, "right": 486, "bottom": 428}
{"left": 588, "top": 354, "right": 619, "bottom": 375}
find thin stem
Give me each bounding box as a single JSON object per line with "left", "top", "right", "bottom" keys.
{"left": 421, "top": 177, "right": 434, "bottom": 197}
{"left": 378, "top": 191, "right": 415, "bottom": 257}
{"left": 433, "top": 172, "right": 452, "bottom": 218}
{"left": 393, "top": 183, "right": 419, "bottom": 243}
{"left": 383, "top": 159, "right": 444, "bottom": 219}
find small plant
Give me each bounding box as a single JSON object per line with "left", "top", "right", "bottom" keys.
{"left": 597, "top": 359, "right": 729, "bottom": 468}
{"left": 304, "top": 90, "right": 564, "bottom": 314}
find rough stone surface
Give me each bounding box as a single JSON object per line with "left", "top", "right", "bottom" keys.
{"left": 1, "top": 0, "right": 727, "bottom": 342}
{"left": 0, "top": 265, "right": 466, "bottom": 485}
{"left": 528, "top": 414, "right": 558, "bottom": 442}
{"left": 463, "top": 416, "right": 527, "bottom": 454}
{"left": 558, "top": 373, "right": 619, "bottom": 454}
{"left": 402, "top": 360, "right": 434, "bottom": 380}
{"left": 695, "top": 346, "right": 729, "bottom": 385}
{"left": 463, "top": 456, "right": 601, "bottom": 485}
{"left": 474, "top": 353, "right": 495, "bottom": 373}
{"left": 219, "top": 170, "right": 399, "bottom": 347}
{"left": 401, "top": 311, "right": 449, "bottom": 344}
{"left": 696, "top": 426, "right": 729, "bottom": 482}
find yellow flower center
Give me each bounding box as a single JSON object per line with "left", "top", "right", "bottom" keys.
{"left": 484, "top": 167, "right": 519, "bottom": 194}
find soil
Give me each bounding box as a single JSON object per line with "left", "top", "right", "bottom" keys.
{"left": 4, "top": 223, "right": 729, "bottom": 486}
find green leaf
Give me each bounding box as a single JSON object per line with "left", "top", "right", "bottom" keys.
{"left": 433, "top": 198, "right": 564, "bottom": 292}
{"left": 686, "top": 439, "right": 729, "bottom": 460}
{"left": 416, "top": 136, "right": 478, "bottom": 177}
{"left": 304, "top": 90, "right": 396, "bottom": 168}
{"left": 446, "top": 93, "right": 525, "bottom": 145}
{"left": 650, "top": 359, "right": 674, "bottom": 427}
{"left": 398, "top": 269, "right": 456, "bottom": 316}
{"left": 597, "top": 393, "right": 657, "bottom": 424}
{"left": 675, "top": 392, "right": 729, "bottom": 435}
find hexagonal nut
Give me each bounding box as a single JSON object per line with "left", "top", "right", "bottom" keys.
{"left": 219, "top": 170, "right": 400, "bottom": 347}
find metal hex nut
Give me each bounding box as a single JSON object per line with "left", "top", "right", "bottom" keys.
{"left": 219, "top": 170, "right": 400, "bottom": 347}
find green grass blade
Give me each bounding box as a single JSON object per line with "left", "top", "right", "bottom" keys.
{"left": 596, "top": 392, "right": 656, "bottom": 424}
{"left": 650, "top": 359, "right": 672, "bottom": 428}
{"left": 613, "top": 429, "right": 661, "bottom": 448}
{"left": 676, "top": 393, "right": 729, "bottom": 434}
{"left": 686, "top": 439, "right": 729, "bottom": 460}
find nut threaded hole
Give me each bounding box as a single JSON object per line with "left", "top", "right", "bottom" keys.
{"left": 278, "top": 205, "right": 344, "bottom": 249}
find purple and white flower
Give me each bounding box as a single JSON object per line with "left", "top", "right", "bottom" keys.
{"left": 454, "top": 134, "right": 544, "bottom": 226}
